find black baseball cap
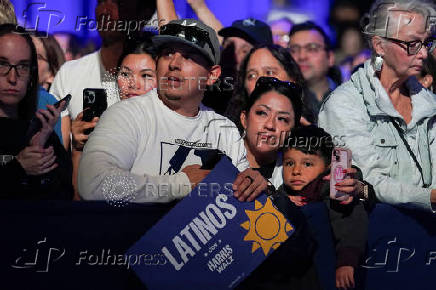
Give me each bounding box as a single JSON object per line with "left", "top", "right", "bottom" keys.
{"left": 218, "top": 18, "right": 273, "bottom": 46}
{"left": 152, "top": 19, "right": 221, "bottom": 65}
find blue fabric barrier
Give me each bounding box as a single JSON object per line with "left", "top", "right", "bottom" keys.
{"left": 358, "top": 203, "right": 436, "bottom": 290}
{"left": 0, "top": 200, "right": 435, "bottom": 289}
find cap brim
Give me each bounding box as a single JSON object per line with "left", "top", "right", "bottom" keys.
{"left": 152, "top": 35, "right": 215, "bottom": 65}
{"left": 218, "top": 27, "right": 257, "bottom": 45}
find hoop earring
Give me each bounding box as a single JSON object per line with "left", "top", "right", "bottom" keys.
{"left": 374, "top": 55, "right": 384, "bottom": 72}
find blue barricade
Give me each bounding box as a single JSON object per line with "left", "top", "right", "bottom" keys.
{"left": 0, "top": 200, "right": 435, "bottom": 289}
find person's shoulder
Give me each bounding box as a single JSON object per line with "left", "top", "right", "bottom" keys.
{"left": 37, "top": 87, "right": 57, "bottom": 107}
{"left": 324, "top": 80, "right": 359, "bottom": 104}
{"left": 200, "top": 103, "right": 239, "bottom": 128}
{"left": 57, "top": 51, "right": 100, "bottom": 74}
{"left": 102, "top": 89, "right": 156, "bottom": 119}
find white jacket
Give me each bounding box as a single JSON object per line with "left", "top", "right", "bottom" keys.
{"left": 319, "top": 60, "right": 436, "bottom": 212}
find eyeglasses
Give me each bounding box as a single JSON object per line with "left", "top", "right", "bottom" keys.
{"left": 288, "top": 43, "right": 326, "bottom": 55}
{"left": 160, "top": 24, "right": 215, "bottom": 59}
{"left": 383, "top": 37, "right": 435, "bottom": 55}
{"left": 0, "top": 61, "right": 30, "bottom": 78}
{"left": 255, "top": 76, "right": 302, "bottom": 96}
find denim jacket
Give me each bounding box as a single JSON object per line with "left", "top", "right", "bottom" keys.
{"left": 319, "top": 60, "right": 436, "bottom": 212}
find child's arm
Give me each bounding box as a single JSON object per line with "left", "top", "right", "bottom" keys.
{"left": 327, "top": 198, "right": 368, "bottom": 271}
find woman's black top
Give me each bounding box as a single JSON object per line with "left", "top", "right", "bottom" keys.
{"left": 0, "top": 117, "right": 73, "bottom": 200}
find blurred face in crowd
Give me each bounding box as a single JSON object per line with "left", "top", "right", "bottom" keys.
{"left": 0, "top": 34, "right": 31, "bottom": 115}
{"left": 241, "top": 90, "right": 295, "bottom": 158}
{"left": 289, "top": 29, "right": 334, "bottom": 84}
{"left": 54, "top": 34, "right": 73, "bottom": 61}
{"left": 156, "top": 43, "right": 220, "bottom": 109}
{"left": 244, "top": 48, "right": 292, "bottom": 94}
{"left": 117, "top": 53, "right": 156, "bottom": 99}
{"left": 271, "top": 19, "right": 292, "bottom": 48}
{"left": 222, "top": 37, "right": 253, "bottom": 70}
{"left": 283, "top": 148, "right": 327, "bottom": 191}
{"left": 95, "top": 0, "right": 123, "bottom": 43}
{"left": 375, "top": 12, "right": 430, "bottom": 80}
{"left": 32, "top": 36, "right": 53, "bottom": 90}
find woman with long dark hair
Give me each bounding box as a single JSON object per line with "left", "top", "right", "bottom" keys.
{"left": 0, "top": 24, "right": 72, "bottom": 199}
{"left": 225, "top": 44, "right": 318, "bottom": 129}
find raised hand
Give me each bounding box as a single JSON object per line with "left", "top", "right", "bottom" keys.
{"left": 72, "top": 110, "right": 99, "bottom": 151}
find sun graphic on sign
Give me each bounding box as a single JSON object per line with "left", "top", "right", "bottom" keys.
{"left": 241, "top": 198, "right": 293, "bottom": 256}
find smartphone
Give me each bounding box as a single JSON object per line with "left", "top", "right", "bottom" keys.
{"left": 24, "top": 94, "right": 72, "bottom": 146}
{"left": 83, "top": 88, "right": 108, "bottom": 122}
{"left": 330, "top": 147, "right": 352, "bottom": 201}
{"left": 54, "top": 94, "right": 72, "bottom": 110}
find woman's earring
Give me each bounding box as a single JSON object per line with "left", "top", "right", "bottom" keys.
{"left": 374, "top": 55, "right": 384, "bottom": 72}
{"left": 241, "top": 129, "right": 247, "bottom": 139}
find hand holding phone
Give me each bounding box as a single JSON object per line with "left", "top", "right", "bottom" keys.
{"left": 330, "top": 148, "right": 352, "bottom": 201}
{"left": 25, "top": 94, "right": 72, "bottom": 146}
{"left": 83, "top": 88, "right": 108, "bottom": 122}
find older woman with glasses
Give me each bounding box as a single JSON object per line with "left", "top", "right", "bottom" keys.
{"left": 0, "top": 24, "right": 72, "bottom": 199}
{"left": 319, "top": 0, "right": 436, "bottom": 212}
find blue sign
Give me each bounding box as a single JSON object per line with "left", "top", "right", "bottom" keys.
{"left": 126, "top": 157, "right": 295, "bottom": 289}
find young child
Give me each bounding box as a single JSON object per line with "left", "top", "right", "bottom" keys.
{"left": 278, "top": 125, "right": 368, "bottom": 290}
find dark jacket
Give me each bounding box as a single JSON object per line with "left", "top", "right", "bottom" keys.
{"left": 278, "top": 180, "right": 368, "bottom": 269}
{"left": 0, "top": 118, "right": 73, "bottom": 200}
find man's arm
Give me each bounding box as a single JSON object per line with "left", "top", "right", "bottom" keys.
{"left": 157, "top": 0, "right": 178, "bottom": 27}
{"left": 78, "top": 102, "right": 192, "bottom": 203}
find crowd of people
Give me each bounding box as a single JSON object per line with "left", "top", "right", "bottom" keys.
{"left": 1, "top": 0, "right": 436, "bottom": 288}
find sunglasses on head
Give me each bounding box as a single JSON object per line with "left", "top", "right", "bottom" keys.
{"left": 255, "top": 76, "right": 302, "bottom": 96}
{"left": 160, "top": 24, "right": 215, "bottom": 58}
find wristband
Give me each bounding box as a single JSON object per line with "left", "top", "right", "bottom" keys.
{"left": 358, "top": 180, "right": 369, "bottom": 200}
{"left": 0, "top": 155, "right": 15, "bottom": 166}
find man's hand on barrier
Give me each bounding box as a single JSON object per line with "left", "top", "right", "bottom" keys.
{"left": 233, "top": 169, "right": 267, "bottom": 202}
{"left": 182, "top": 164, "right": 211, "bottom": 189}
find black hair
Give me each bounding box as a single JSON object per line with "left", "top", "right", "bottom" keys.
{"left": 283, "top": 125, "right": 333, "bottom": 165}
{"left": 421, "top": 54, "right": 436, "bottom": 93}
{"left": 244, "top": 77, "right": 303, "bottom": 127}
{"left": 288, "top": 21, "right": 332, "bottom": 51}
{"left": 0, "top": 24, "right": 38, "bottom": 121}
{"left": 225, "top": 44, "right": 314, "bottom": 130}
{"left": 116, "top": 33, "right": 157, "bottom": 74}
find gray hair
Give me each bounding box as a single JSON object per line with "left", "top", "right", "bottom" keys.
{"left": 361, "top": 0, "right": 436, "bottom": 49}
{"left": 0, "top": 0, "right": 17, "bottom": 25}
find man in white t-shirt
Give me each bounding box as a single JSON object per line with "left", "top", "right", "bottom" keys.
{"left": 78, "top": 19, "right": 267, "bottom": 204}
